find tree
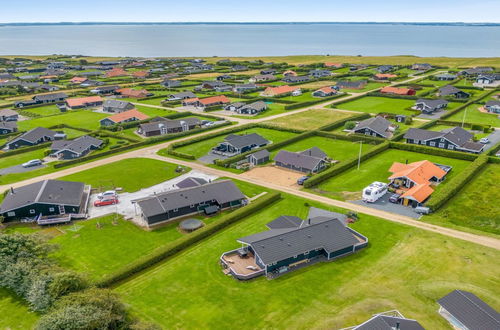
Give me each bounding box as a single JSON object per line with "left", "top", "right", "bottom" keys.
{"left": 344, "top": 121, "right": 356, "bottom": 130}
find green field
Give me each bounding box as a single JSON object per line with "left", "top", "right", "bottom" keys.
{"left": 134, "top": 104, "right": 177, "bottom": 117}
{"left": 0, "top": 148, "right": 47, "bottom": 169}
{"left": 335, "top": 96, "right": 417, "bottom": 115}
{"left": 427, "top": 164, "right": 500, "bottom": 235}
{"left": 312, "top": 149, "right": 471, "bottom": 201}
{"left": 269, "top": 136, "right": 376, "bottom": 163}
{"left": 341, "top": 82, "right": 388, "bottom": 93}
{"left": 115, "top": 193, "right": 500, "bottom": 329}
{"left": 17, "top": 110, "right": 108, "bottom": 131}
{"left": 175, "top": 127, "right": 298, "bottom": 159}
{"left": 21, "top": 104, "right": 63, "bottom": 117}
{"left": 446, "top": 104, "right": 500, "bottom": 127}
{"left": 264, "top": 108, "right": 353, "bottom": 130}
{"left": 60, "top": 158, "right": 185, "bottom": 192}
{"left": 0, "top": 288, "right": 39, "bottom": 329}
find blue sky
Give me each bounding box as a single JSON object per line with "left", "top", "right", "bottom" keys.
{"left": 1, "top": 0, "right": 499, "bottom": 23}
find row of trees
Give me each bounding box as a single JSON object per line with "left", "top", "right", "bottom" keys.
{"left": 0, "top": 233, "right": 157, "bottom": 329}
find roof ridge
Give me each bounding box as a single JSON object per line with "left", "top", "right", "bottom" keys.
{"left": 457, "top": 290, "right": 500, "bottom": 324}
{"left": 34, "top": 180, "right": 49, "bottom": 203}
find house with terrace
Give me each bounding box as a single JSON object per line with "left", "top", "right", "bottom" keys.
{"left": 15, "top": 92, "right": 68, "bottom": 108}
{"left": 437, "top": 290, "right": 500, "bottom": 330}
{"left": 65, "top": 96, "right": 104, "bottom": 109}
{"left": 388, "top": 160, "right": 448, "bottom": 207}
{"left": 336, "top": 80, "right": 367, "bottom": 90}
{"left": 261, "top": 85, "right": 301, "bottom": 97}
{"left": 312, "top": 86, "right": 338, "bottom": 97}
{"left": 194, "top": 95, "right": 230, "bottom": 110}
{"left": 376, "top": 65, "right": 394, "bottom": 73}
{"left": 274, "top": 147, "right": 329, "bottom": 174}
{"left": 0, "top": 179, "right": 89, "bottom": 223}
{"left": 485, "top": 100, "right": 500, "bottom": 113}
{"left": 225, "top": 101, "right": 267, "bottom": 115}
{"left": 460, "top": 67, "right": 493, "bottom": 76}
{"left": 70, "top": 77, "right": 89, "bottom": 84}
{"left": 90, "top": 85, "right": 119, "bottom": 95}
{"left": 220, "top": 210, "right": 367, "bottom": 279}
{"left": 212, "top": 133, "right": 270, "bottom": 156}
{"left": 105, "top": 67, "right": 128, "bottom": 78}
{"left": 404, "top": 126, "right": 484, "bottom": 153}
{"left": 437, "top": 85, "right": 470, "bottom": 99}
{"left": 5, "top": 127, "right": 63, "bottom": 150}
{"left": 309, "top": 69, "right": 331, "bottom": 78}
{"left": 0, "top": 121, "right": 17, "bottom": 134}
{"left": 100, "top": 109, "right": 149, "bottom": 126}
{"left": 166, "top": 91, "right": 196, "bottom": 101}
{"left": 135, "top": 180, "right": 247, "bottom": 227}
{"left": 413, "top": 99, "right": 448, "bottom": 114}
{"left": 353, "top": 116, "right": 396, "bottom": 139}
{"left": 137, "top": 117, "right": 200, "bottom": 137}
{"left": 374, "top": 73, "right": 398, "bottom": 80}
{"left": 200, "top": 81, "right": 228, "bottom": 90}
{"left": 50, "top": 135, "right": 103, "bottom": 160}
{"left": 380, "top": 86, "right": 416, "bottom": 96}
{"left": 103, "top": 100, "right": 135, "bottom": 113}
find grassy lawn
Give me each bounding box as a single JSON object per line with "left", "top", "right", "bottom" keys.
{"left": 0, "top": 288, "right": 39, "bottom": 329}
{"left": 427, "top": 164, "right": 500, "bottom": 235}
{"left": 269, "top": 136, "right": 376, "bottom": 163}
{"left": 340, "top": 82, "right": 388, "bottom": 93}
{"left": 335, "top": 96, "right": 417, "bottom": 116}
{"left": 115, "top": 193, "right": 500, "bottom": 329}
{"left": 0, "top": 148, "right": 47, "bottom": 169}
{"left": 21, "top": 104, "right": 63, "bottom": 117}
{"left": 312, "top": 149, "right": 471, "bottom": 201}
{"left": 175, "top": 127, "right": 297, "bottom": 159}
{"left": 294, "top": 80, "right": 338, "bottom": 89}
{"left": 264, "top": 109, "right": 353, "bottom": 130}
{"left": 60, "top": 158, "right": 186, "bottom": 193}
{"left": 417, "top": 78, "right": 453, "bottom": 86}
{"left": 17, "top": 110, "right": 109, "bottom": 131}
{"left": 446, "top": 104, "right": 500, "bottom": 127}
{"left": 134, "top": 104, "right": 177, "bottom": 117}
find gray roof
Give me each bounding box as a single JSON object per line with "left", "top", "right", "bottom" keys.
{"left": 103, "top": 99, "right": 134, "bottom": 110}
{"left": 0, "top": 108, "right": 18, "bottom": 117}
{"left": 415, "top": 98, "right": 449, "bottom": 109}
{"left": 438, "top": 290, "right": 500, "bottom": 330}
{"left": 486, "top": 100, "right": 500, "bottom": 107}
{"left": 137, "top": 180, "right": 245, "bottom": 218}
{"left": 404, "top": 128, "right": 443, "bottom": 141}
{"left": 307, "top": 207, "right": 347, "bottom": 224}
{"left": 299, "top": 146, "right": 328, "bottom": 159}
{"left": 248, "top": 149, "right": 270, "bottom": 160}
{"left": 169, "top": 91, "right": 196, "bottom": 99}
{"left": 438, "top": 85, "right": 469, "bottom": 96}
{"left": 266, "top": 215, "right": 303, "bottom": 229}
{"left": 354, "top": 315, "right": 424, "bottom": 330}
{"left": 0, "top": 121, "right": 17, "bottom": 131}
{"left": 435, "top": 73, "right": 457, "bottom": 79}
{"left": 238, "top": 218, "right": 360, "bottom": 265}
{"left": 241, "top": 101, "right": 267, "bottom": 112}
{"left": 51, "top": 135, "right": 103, "bottom": 156}
{"left": 33, "top": 92, "right": 68, "bottom": 102}
{"left": 282, "top": 75, "right": 311, "bottom": 83}
{"left": 139, "top": 117, "right": 201, "bottom": 133}
{"left": 224, "top": 133, "right": 269, "bottom": 149}
{"left": 9, "top": 127, "right": 57, "bottom": 144}
{"left": 354, "top": 116, "right": 392, "bottom": 138}
{"left": 404, "top": 126, "right": 483, "bottom": 151}
{"left": 336, "top": 80, "right": 367, "bottom": 89}
{"left": 0, "top": 180, "right": 85, "bottom": 213}
{"left": 274, "top": 150, "right": 325, "bottom": 172}
{"left": 92, "top": 85, "right": 119, "bottom": 91}
{"left": 175, "top": 177, "right": 208, "bottom": 189}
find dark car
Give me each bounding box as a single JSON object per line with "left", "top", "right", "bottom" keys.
{"left": 388, "top": 193, "right": 401, "bottom": 203}
{"left": 297, "top": 176, "right": 309, "bottom": 185}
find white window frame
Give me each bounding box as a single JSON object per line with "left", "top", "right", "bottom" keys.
{"left": 49, "top": 207, "right": 55, "bottom": 212}
{"left": 29, "top": 209, "right": 35, "bottom": 214}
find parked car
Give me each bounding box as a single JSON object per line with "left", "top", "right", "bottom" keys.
{"left": 297, "top": 176, "right": 309, "bottom": 185}
{"left": 388, "top": 193, "right": 401, "bottom": 203}
{"left": 97, "top": 190, "right": 117, "bottom": 199}
{"left": 22, "top": 159, "right": 42, "bottom": 168}
{"left": 94, "top": 198, "right": 119, "bottom": 207}
{"left": 362, "top": 181, "right": 388, "bottom": 203}
{"left": 414, "top": 206, "right": 431, "bottom": 215}
{"left": 479, "top": 137, "right": 490, "bottom": 144}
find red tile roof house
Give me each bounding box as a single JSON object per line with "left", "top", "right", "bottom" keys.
{"left": 324, "top": 62, "right": 343, "bottom": 68}
{"left": 187, "top": 95, "right": 230, "bottom": 110}
{"left": 374, "top": 73, "right": 398, "bottom": 80}
{"left": 99, "top": 109, "right": 149, "bottom": 126}
{"left": 261, "top": 85, "right": 301, "bottom": 97}
{"left": 106, "top": 67, "right": 128, "bottom": 78}
{"left": 65, "top": 96, "right": 104, "bottom": 109}
{"left": 116, "top": 88, "right": 151, "bottom": 99}
{"left": 312, "top": 86, "right": 338, "bottom": 97}
{"left": 132, "top": 70, "right": 149, "bottom": 78}
{"left": 380, "top": 86, "right": 416, "bottom": 96}
{"left": 70, "top": 77, "right": 89, "bottom": 84}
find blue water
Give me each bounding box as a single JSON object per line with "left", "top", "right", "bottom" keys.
{"left": 0, "top": 23, "right": 499, "bottom": 57}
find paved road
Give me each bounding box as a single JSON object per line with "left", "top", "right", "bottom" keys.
{"left": 482, "top": 129, "right": 500, "bottom": 151}
{"left": 0, "top": 164, "right": 46, "bottom": 175}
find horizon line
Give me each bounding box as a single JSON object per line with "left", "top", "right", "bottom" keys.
{"left": 1, "top": 21, "right": 500, "bottom": 25}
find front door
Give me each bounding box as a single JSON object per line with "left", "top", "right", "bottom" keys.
{"left": 58, "top": 205, "right": 65, "bottom": 214}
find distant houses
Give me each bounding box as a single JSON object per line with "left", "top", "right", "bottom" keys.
{"left": 261, "top": 85, "right": 301, "bottom": 97}
{"left": 102, "top": 99, "right": 135, "bottom": 113}
{"left": 380, "top": 86, "right": 416, "bottom": 96}
{"left": 404, "top": 126, "right": 484, "bottom": 153}
{"left": 65, "top": 96, "right": 104, "bottom": 109}
{"left": 413, "top": 99, "right": 448, "bottom": 114}
{"left": 137, "top": 117, "right": 201, "bottom": 137}
{"left": 15, "top": 92, "right": 68, "bottom": 108}
{"left": 437, "top": 85, "right": 470, "bottom": 99}
{"left": 116, "top": 88, "right": 151, "bottom": 98}
{"left": 274, "top": 147, "right": 328, "bottom": 173}
{"left": 312, "top": 86, "right": 338, "bottom": 97}
{"left": 136, "top": 180, "right": 247, "bottom": 227}
{"left": 182, "top": 95, "right": 230, "bottom": 110}
{"left": 224, "top": 101, "right": 267, "bottom": 115}
{"left": 100, "top": 109, "right": 149, "bottom": 126}
{"left": 166, "top": 91, "right": 197, "bottom": 101}
{"left": 411, "top": 63, "right": 432, "bottom": 71}
{"left": 336, "top": 80, "right": 367, "bottom": 90}
{"left": 212, "top": 133, "right": 270, "bottom": 156}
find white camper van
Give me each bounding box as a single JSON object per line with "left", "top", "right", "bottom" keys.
{"left": 362, "top": 181, "right": 388, "bottom": 203}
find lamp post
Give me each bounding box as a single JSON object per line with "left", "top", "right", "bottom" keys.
{"left": 357, "top": 141, "right": 363, "bottom": 170}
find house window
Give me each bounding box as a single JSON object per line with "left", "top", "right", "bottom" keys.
{"left": 448, "top": 145, "right": 455, "bottom": 150}
{"left": 304, "top": 251, "right": 309, "bottom": 255}
{"left": 173, "top": 208, "right": 178, "bottom": 212}
{"left": 420, "top": 140, "right": 426, "bottom": 145}
{"left": 413, "top": 139, "right": 419, "bottom": 144}
{"left": 49, "top": 207, "right": 55, "bottom": 212}
{"left": 439, "top": 143, "right": 445, "bottom": 148}
{"left": 440, "top": 138, "right": 444, "bottom": 142}
{"left": 430, "top": 142, "right": 436, "bottom": 146}
{"left": 7, "top": 212, "right": 15, "bottom": 217}
{"left": 293, "top": 255, "right": 298, "bottom": 258}
{"left": 29, "top": 209, "right": 35, "bottom": 214}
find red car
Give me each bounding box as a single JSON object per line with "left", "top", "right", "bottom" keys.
{"left": 93, "top": 198, "right": 119, "bottom": 207}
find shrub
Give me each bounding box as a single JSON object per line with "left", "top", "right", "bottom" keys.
{"left": 344, "top": 121, "right": 356, "bottom": 130}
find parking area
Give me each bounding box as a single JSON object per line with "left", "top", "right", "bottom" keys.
{"left": 0, "top": 163, "right": 47, "bottom": 175}
{"left": 87, "top": 170, "right": 219, "bottom": 223}
{"left": 350, "top": 193, "right": 422, "bottom": 219}
{"left": 240, "top": 166, "right": 304, "bottom": 187}
{"left": 198, "top": 151, "right": 229, "bottom": 164}
{"left": 482, "top": 129, "right": 500, "bottom": 151}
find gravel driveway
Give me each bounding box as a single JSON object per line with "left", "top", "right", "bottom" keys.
{"left": 350, "top": 193, "right": 422, "bottom": 219}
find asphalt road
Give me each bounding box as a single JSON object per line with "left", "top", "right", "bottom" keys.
{"left": 0, "top": 164, "right": 46, "bottom": 175}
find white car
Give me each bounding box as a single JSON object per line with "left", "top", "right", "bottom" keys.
{"left": 97, "top": 190, "right": 117, "bottom": 200}
{"left": 479, "top": 138, "right": 490, "bottom": 144}
{"left": 362, "top": 182, "right": 388, "bottom": 203}
{"left": 22, "top": 159, "right": 42, "bottom": 168}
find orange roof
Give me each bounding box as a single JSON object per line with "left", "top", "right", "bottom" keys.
{"left": 105, "top": 109, "right": 149, "bottom": 123}
{"left": 316, "top": 86, "right": 337, "bottom": 94}
{"left": 132, "top": 70, "right": 149, "bottom": 78}
{"left": 380, "top": 86, "right": 414, "bottom": 95}
{"left": 183, "top": 97, "right": 200, "bottom": 104}
{"left": 199, "top": 95, "right": 230, "bottom": 105}
{"left": 70, "top": 77, "right": 88, "bottom": 84}
{"left": 40, "top": 75, "right": 58, "bottom": 79}
{"left": 375, "top": 73, "right": 398, "bottom": 79}
{"left": 283, "top": 70, "right": 297, "bottom": 76}
{"left": 66, "top": 96, "right": 103, "bottom": 108}
{"left": 116, "top": 88, "right": 149, "bottom": 98}
{"left": 106, "top": 67, "right": 128, "bottom": 77}
{"left": 263, "top": 85, "right": 299, "bottom": 96}
{"left": 325, "top": 62, "right": 343, "bottom": 68}
{"left": 389, "top": 160, "right": 447, "bottom": 185}
{"left": 401, "top": 183, "right": 434, "bottom": 203}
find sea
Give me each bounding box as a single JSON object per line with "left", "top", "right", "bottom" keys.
{"left": 0, "top": 23, "right": 499, "bottom": 57}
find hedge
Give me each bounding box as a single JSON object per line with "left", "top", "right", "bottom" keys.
{"left": 0, "top": 142, "right": 51, "bottom": 159}
{"left": 389, "top": 142, "right": 479, "bottom": 161}
{"left": 440, "top": 88, "right": 498, "bottom": 120}
{"left": 315, "top": 131, "right": 385, "bottom": 144}
{"left": 366, "top": 92, "right": 419, "bottom": 100}
{"left": 303, "top": 142, "right": 390, "bottom": 188}
{"left": 426, "top": 154, "right": 489, "bottom": 211}
{"left": 48, "top": 124, "right": 93, "bottom": 133}
{"left": 96, "top": 191, "right": 281, "bottom": 287}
